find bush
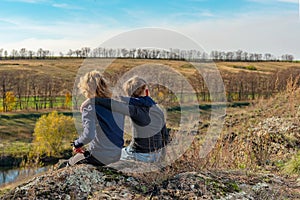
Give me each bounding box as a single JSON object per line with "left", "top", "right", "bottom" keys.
{"left": 283, "top": 151, "right": 300, "bottom": 174}
{"left": 31, "top": 111, "right": 77, "bottom": 158}
{"left": 4, "top": 91, "right": 16, "bottom": 111}
{"left": 245, "top": 65, "right": 257, "bottom": 70}
{"left": 232, "top": 65, "right": 257, "bottom": 71}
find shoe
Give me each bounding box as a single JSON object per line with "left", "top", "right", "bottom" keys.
{"left": 56, "top": 159, "right": 70, "bottom": 169}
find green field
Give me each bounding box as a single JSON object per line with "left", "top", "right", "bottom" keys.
{"left": 0, "top": 96, "right": 72, "bottom": 112}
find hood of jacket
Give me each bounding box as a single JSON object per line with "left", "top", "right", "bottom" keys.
{"left": 120, "top": 96, "right": 156, "bottom": 107}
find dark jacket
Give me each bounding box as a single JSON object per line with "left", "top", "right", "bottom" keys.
{"left": 74, "top": 98, "right": 124, "bottom": 165}
{"left": 94, "top": 96, "right": 169, "bottom": 153}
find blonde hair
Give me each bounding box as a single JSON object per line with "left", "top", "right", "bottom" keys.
{"left": 78, "top": 70, "right": 112, "bottom": 98}
{"left": 123, "top": 76, "right": 147, "bottom": 97}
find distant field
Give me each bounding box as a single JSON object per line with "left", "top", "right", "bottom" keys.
{"left": 0, "top": 58, "right": 82, "bottom": 79}
{"left": 1, "top": 58, "right": 299, "bottom": 78}
{"left": 216, "top": 61, "right": 300, "bottom": 73}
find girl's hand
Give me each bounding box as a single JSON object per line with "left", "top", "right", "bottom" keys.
{"left": 73, "top": 146, "right": 85, "bottom": 154}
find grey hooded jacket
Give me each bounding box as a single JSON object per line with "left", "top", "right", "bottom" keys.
{"left": 73, "top": 99, "right": 124, "bottom": 165}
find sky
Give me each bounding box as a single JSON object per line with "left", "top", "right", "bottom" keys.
{"left": 0, "top": 0, "right": 299, "bottom": 59}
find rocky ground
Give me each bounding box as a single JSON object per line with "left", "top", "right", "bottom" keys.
{"left": 1, "top": 163, "right": 299, "bottom": 200}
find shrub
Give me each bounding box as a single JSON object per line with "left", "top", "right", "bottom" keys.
{"left": 4, "top": 91, "right": 16, "bottom": 111}
{"left": 283, "top": 150, "right": 300, "bottom": 174}
{"left": 65, "top": 92, "right": 72, "bottom": 108}
{"left": 245, "top": 65, "right": 257, "bottom": 70}
{"left": 232, "top": 65, "right": 257, "bottom": 70}
{"left": 31, "top": 111, "right": 77, "bottom": 158}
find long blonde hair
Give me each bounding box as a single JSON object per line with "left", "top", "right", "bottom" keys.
{"left": 78, "top": 70, "right": 112, "bottom": 98}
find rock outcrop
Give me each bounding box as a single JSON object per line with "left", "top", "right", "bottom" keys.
{"left": 1, "top": 163, "right": 299, "bottom": 199}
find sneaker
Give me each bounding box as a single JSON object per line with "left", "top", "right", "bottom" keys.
{"left": 56, "top": 159, "right": 69, "bottom": 169}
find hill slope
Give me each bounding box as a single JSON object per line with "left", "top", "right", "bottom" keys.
{"left": 1, "top": 164, "right": 299, "bottom": 199}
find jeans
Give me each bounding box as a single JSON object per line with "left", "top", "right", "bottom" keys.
{"left": 121, "top": 146, "right": 161, "bottom": 163}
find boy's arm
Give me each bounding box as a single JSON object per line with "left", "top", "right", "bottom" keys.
{"left": 94, "top": 98, "right": 131, "bottom": 116}
{"left": 95, "top": 98, "right": 150, "bottom": 126}
{"left": 80, "top": 98, "right": 130, "bottom": 116}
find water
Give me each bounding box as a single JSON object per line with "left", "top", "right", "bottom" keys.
{"left": 0, "top": 166, "right": 50, "bottom": 186}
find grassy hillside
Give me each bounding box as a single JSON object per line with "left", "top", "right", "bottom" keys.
{"left": 1, "top": 58, "right": 300, "bottom": 82}
{"left": 0, "top": 59, "right": 82, "bottom": 79}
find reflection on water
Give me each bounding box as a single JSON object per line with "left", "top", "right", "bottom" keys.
{"left": 0, "top": 166, "right": 50, "bottom": 186}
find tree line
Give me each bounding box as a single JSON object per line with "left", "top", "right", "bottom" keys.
{"left": 2, "top": 64, "right": 299, "bottom": 112}
{"left": 0, "top": 47, "right": 295, "bottom": 62}
{"left": 0, "top": 70, "right": 71, "bottom": 112}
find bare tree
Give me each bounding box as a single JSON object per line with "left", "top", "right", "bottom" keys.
{"left": 4, "top": 50, "right": 8, "bottom": 59}
{"left": 19, "top": 48, "right": 27, "bottom": 59}
{"left": 234, "top": 50, "right": 243, "bottom": 61}
{"left": 0, "top": 72, "right": 14, "bottom": 112}
{"left": 28, "top": 50, "right": 34, "bottom": 59}
{"left": 15, "top": 71, "right": 27, "bottom": 110}
{"left": 241, "top": 52, "right": 248, "bottom": 61}
{"left": 281, "top": 54, "right": 294, "bottom": 62}
{"left": 81, "top": 47, "right": 91, "bottom": 58}
{"left": 67, "top": 49, "right": 73, "bottom": 57}
{"left": 37, "top": 48, "right": 43, "bottom": 59}
{"left": 10, "top": 49, "right": 19, "bottom": 59}
{"left": 0, "top": 48, "right": 3, "bottom": 60}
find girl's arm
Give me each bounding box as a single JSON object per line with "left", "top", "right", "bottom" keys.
{"left": 73, "top": 103, "right": 96, "bottom": 148}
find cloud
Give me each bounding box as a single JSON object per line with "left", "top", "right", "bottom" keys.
{"left": 52, "top": 3, "right": 84, "bottom": 10}
{"left": 5, "top": 0, "right": 47, "bottom": 3}
{"left": 246, "top": 0, "right": 274, "bottom": 3}
{"left": 0, "top": 27, "right": 127, "bottom": 54}
{"left": 1, "top": 38, "right": 91, "bottom": 53}
{"left": 172, "top": 10, "right": 215, "bottom": 18}
{"left": 187, "top": 0, "right": 208, "bottom": 2}
{"left": 247, "top": 0, "right": 298, "bottom": 3}
{"left": 174, "top": 12, "right": 300, "bottom": 59}
{"left": 200, "top": 11, "right": 215, "bottom": 17}
{"left": 0, "top": 18, "right": 18, "bottom": 26}
{"left": 0, "top": 17, "right": 126, "bottom": 54}
{"left": 277, "top": 0, "right": 298, "bottom": 3}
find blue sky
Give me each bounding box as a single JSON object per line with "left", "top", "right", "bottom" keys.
{"left": 0, "top": 0, "right": 299, "bottom": 58}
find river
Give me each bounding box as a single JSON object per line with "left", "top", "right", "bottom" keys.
{"left": 0, "top": 166, "right": 50, "bottom": 186}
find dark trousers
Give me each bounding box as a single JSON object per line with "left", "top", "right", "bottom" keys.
{"left": 68, "top": 151, "right": 104, "bottom": 166}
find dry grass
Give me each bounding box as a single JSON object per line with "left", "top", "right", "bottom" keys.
{"left": 1, "top": 59, "right": 300, "bottom": 82}
{"left": 218, "top": 61, "right": 300, "bottom": 73}
{"left": 0, "top": 59, "right": 82, "bottom": 84}
{"left": 129, "top": 83, "right": 300, "bottom": 184}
